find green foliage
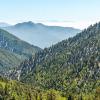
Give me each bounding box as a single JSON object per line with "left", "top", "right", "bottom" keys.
{"left": 1, "top": 22, "right": 100, "bottom": 100}
{"left": 0, "top": 77, "right": 67, "bottom": 100}
{"left": 13, "top": 23, "right": 100, "bottom": 99}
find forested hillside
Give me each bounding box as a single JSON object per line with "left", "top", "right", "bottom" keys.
{"left": 1, "top": 0, "right": 100, "bottom": 100}
{"left": 0, "top": 76, "right": 100, "bottom": 100}
{"left": 0, "top": 76, "right": 69, "bottom": 100}
{"left": 0, "top": 29, "right": 41, "bottom": 74}
{"left": 12, "top": 23, "right": 100, "bottom": 99}
{"left": 0, "top": 48, "right": 21, "bottom": 72}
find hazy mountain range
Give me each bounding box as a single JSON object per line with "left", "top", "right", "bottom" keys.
{"left": 2, "top": 21, "right": 81, "bottom": 48}
{"left": 0, "top": 22, "right": 10, "bottom": 27}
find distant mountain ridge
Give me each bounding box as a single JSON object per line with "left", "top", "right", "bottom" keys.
{"left": 3, "top": 21, "right": 81, "bottom": 48}
{"left": 0, "top": 22, "right": 10, "bottom": 27}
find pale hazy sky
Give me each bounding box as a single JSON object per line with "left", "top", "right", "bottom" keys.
{"left": 0, "top": 0, "right": 100, "bottom": 29}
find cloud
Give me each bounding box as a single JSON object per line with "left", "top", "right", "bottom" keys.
{"left": 2, "top": 18, "right": 100, "bottom": 30}
{"left": 37, "top": 19, "right": 100, "bottom": 29}
{"left": 35, "top": 19, "right": 75, "bottom": 23}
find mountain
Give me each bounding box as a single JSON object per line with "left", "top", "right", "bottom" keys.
{"left": 3, "top": 21, "right": 81, "bottom": 48}
{"left": 12, "top": 22, "right": 100, "bottom": 98}
{"left": 0, "top": 48, "right": 22, "bottom": 73}
{"left": 0, "top": 22, "right": 10, "bottom": 27}
{"left": 0, "top": 29, "right": 41, "bottom": 74}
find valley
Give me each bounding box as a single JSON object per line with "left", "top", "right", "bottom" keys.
{"left": 0, "top": 22, "right": 100, "bottom": 100}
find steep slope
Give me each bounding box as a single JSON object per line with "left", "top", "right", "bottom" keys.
{"left": 0, "top": 29, "right": 41, "bottom": 73}
{"left": 0, "top": 48, "right": 22, "bottom": 74}
{"left": 3, "top": 21, "right": 81, "bottom": 48}
{"left": 15, "top": 23, "right": 100, "bottom": 95}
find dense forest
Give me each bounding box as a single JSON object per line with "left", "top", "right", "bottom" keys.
{"left": 6, "top": 23, "right": 100, "bottom": 99}
{"left": 0, "top": 76, "right": 100, "bottom": 100}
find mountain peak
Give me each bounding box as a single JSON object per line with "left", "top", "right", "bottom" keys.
{"left": 26, "top": 21, "right": 35, "bottom": 25}
{"left": 14, "top": 21, "right": 35, "bottom": 28}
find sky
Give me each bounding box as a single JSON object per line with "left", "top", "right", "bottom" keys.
{"left": 0, "top": 0, "right": 100, "bottom": 29}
